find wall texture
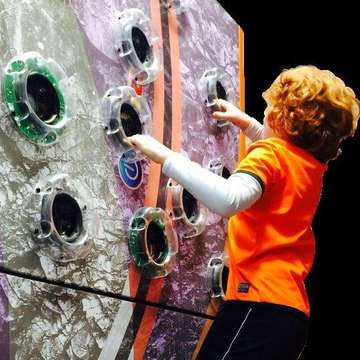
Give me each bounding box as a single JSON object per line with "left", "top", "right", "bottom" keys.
{"left": 0, "top": 0, "right": 244, "bottom": 358}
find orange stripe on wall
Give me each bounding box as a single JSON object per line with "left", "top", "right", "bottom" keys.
{"left": 143, "top": 76, "right": 164, "bottom": 208}
{"left": 129, "top": 0, "right": 165, "bottom": 300}
{"left": 129, "top": 263, "right": 142, "bottom": 299}
{"left": 132, "top": 1, "right": 165, "bottom": 359}
{"left": 134, "top": 278, "right": 165, "bottom": 360}
{"left": 144, "top": 72, "right": 165, "bottom": 205}
{"left": 168, "top": 11, "right": 182, "bottom": 152}
{"left": 128, "top": 67, "right": 165, "bottom": 295}
{"left": 133, "top": 6, "right": 184, "bottom": 359}
{"left": 238, "top": 26, "right": 246, "bottom": 161}
{"left": 144, "top": 0, "right": 166, "bottom": 208}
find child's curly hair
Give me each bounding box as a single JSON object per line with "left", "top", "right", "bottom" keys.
{"left": 263, "top": 65, "right": 360, "bottom": 162}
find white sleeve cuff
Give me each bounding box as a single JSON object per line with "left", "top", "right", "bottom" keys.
{"left": 243, "top": 117, "right": 264, "bottom": 142}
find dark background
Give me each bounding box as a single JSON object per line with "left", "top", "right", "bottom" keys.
{"left": 217, "top": 2, "right": 359, "bottom": 359}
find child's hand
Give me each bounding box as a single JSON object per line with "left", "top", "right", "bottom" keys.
{"left": 212, "top": 99, "right": 254, "bottom": 130}
{"left": 125, "top": 134, "right": 175, "bottom": 164}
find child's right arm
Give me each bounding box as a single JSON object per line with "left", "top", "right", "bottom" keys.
{"left": 126, "top": 134, "right": 265, "bottom": 218}
{"left": 212, "top": 99, "right": 264, "bottom": 142}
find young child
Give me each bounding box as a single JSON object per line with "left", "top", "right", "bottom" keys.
{"left": 126, "top": 65, "right": 359, "bottom": 360}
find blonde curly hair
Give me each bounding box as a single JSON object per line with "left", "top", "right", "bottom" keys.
{"left": 262, "top": 65, "right": 360, "bottom": 162}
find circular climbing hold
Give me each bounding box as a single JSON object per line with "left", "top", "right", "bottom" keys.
{"left": 114, "top": 8, "right": 163, "bottom": 85}
{"left": 208, "top": 159, "right": 233, "bottom": 179}
{"left": 128, "top": 207, "right": 178, "bottom": 278}
{"left": 165, "top": 178, "right": 206, "bottom": 238}
{"left": 102, "top": 85, "right": 151, "bottom": 163}
{"left": 199, "top": 68, "right": 236, "bottom": 128}
{"left": 207, "top": 255, "right": 229, "bottom": 299}
{"left": 131, "top": 26, "right": 152, "bottom": 65}
{"left": 31, "top": 174, "right": 93, "bottom": 262}
{"left": 182, "top": 189, "right": 200, "bottom": 224}
{"left": 2, "top": 52, "right": 67, "bottom": 145}
{"left": 221, "top": 166, "right": 231, "bottom": 179}
{"left": 51, "top": 192, "right": 83, "bottom": 243}
{"left": 120, "top": 102, "right": 143, "bottom": 137}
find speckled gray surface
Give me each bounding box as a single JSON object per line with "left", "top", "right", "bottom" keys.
{"left": 0, "top": 273, "right": 120, "bottom": 359}
{"left": 0, "top": 272, "right": 206, "bottom": 359}
{"left": 0, "top": 0, "right": 129, "bottom": 291}
{"left": 0, "top": 0, "right": 241, "bottom": 358}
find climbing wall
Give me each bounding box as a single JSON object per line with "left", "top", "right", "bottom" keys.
{"left": 0, "top": 273, "right": 206, "bottom": 359}
{"left": 0, "top": 0, "right": 244, "bottom": 358}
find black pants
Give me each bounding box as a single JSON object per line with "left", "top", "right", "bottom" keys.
{"left": 196, "top": 300, "right": 308, "bottom": 360}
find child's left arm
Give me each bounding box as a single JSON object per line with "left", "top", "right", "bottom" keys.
{"left": 212, "top": 99, "right": 264, "bottom": 142}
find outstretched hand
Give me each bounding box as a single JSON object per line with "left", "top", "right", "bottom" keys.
{"left": 212, "top": 99, "right": 254, "bottom": 130}
{"left": 125, "top": 134, "right": 175, "bottom": 164}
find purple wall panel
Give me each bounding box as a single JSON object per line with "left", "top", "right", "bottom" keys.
{"left": 71, "top": 0, "right": 241, "bottom": 313}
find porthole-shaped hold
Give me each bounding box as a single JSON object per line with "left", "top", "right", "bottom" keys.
{"left": 199, "top": 68, "right": 235, "bottom": 128}
{"left": 208, "top": 159, "right": 233, "bottom": 179}
{"left": 216, "top": 81, "right": 227, "bottom": 102}
{"left": 102, "top": 85, "right": 151, "bottom": 162}
{"left": 182, "top": 189, "right": 200, "bottom": 224}
{"left": 128, "top": 207, "right": 178, "bottom": 278}
{"left": 222, "top": 166, "right": 231, "bottom": 179}
{"left": 2, "top": 52, "right": 68, "bottom": 145}
{"left": 165, "top": 178, "right": 206, "bottom": 238}
{"left": 120, "top": 103, "right": 143, "bottom": 137}
{"left": 31, "top": 174, "right": 93, "bottom": 262}
{"left": 131, "top": 26, "right": 152, "bottom": 64}
{"left": 51, "top": 192, "right": 83, "bottom": 243}
{"left": 113, "top": 8, "right": 163, "bottom": 85}
{"left": 207, "top": 255, "right": 229, "bottom": 299}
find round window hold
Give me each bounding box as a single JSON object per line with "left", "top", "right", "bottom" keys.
{"left": 102, "top": 86, "right": 151, "bottom": 163}
{"left": 131, "top": 26, "right": 152, "bottom": 65}
{"left": 208, "top": 159, "right": 233, "bottom": 180}
{"left": 216, "top": 81, "right": 227, "bottom": 101}
{"left": 221, "top": 166, "right": 231, "bottom": 179}
{"left": 221, "top": 264, "right": 229, "bottom": 294}
{"left": 51, "top": 192, "right": 83, "bottom": 243}
{"left": 128, "top": 207, "right": 178, "bottom": 278}
{"left": 40, "top": 190, "right": 84, "bottom": 246}
{"left": 31, "top": 174, "right": 93, "bottom": 262}
{"left": 182, "top": 189, "right": 200, "bottom": 224}
{"left": 2, "top": 52, "right": 68, "bottom": 145}
{"left": 114, "top": 8, "right": 163, "bottom": 85}
{"left": 146, "top": 220, "right": 168, "bottom": 265}
{"left": 26, "top": 73, "right": 60, "bottom": 123}
{"left": 207, "top": 255, "right": 229, "bottom": 299}
{"left": 165, "top": 178, "right": 206, "bottom": 238}
{"left": 199, "top": 68, "right": 236, "bottom": 128}
{"left": 120, "top": 102, "right": 143, "bottom": 137}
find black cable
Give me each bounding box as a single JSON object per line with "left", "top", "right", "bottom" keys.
{"left": 0, "top": 265, "right": 216, "bottom": 320}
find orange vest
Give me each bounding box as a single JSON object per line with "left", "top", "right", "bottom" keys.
{"left": 226, "top": 138, "right": 327, "bottom": 316}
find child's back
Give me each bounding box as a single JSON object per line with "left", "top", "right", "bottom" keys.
{"left": 228, "top": 137, "right": 327, "bottom": 315}
{"left": 126, "top": 65, "right": 360, "bottom": 360}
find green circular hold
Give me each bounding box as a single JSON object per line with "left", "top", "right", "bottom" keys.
{"left": 2, "top": 54, "right": 66, "bottom": 145}
{"left": 128, "top": 207, "right": 170, "bottom": 278}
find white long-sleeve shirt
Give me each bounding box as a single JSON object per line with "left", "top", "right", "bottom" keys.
{"left": 242, "top": 116, "right": 265, "bottom": 142}
{"left": 162, "top": 118, "right": 265, "bottom": 217}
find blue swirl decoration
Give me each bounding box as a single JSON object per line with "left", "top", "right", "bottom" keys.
{"left": 118, "top": 152, "right": 143, "bottom": 189}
